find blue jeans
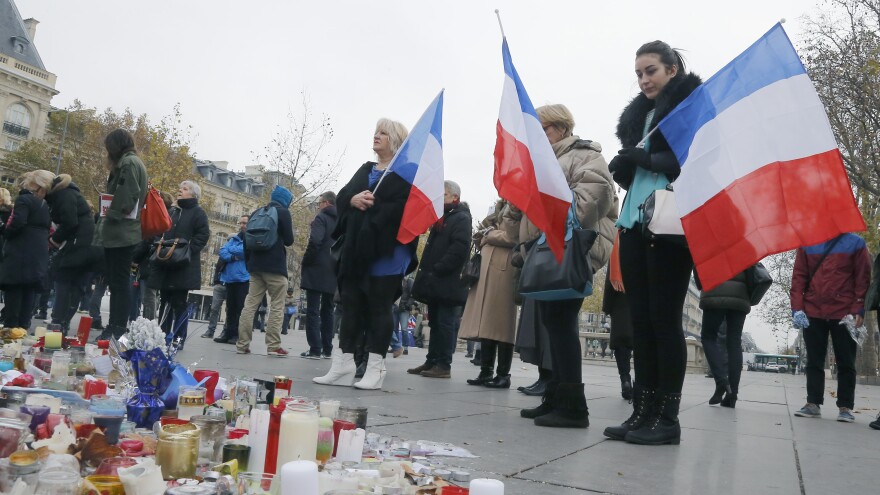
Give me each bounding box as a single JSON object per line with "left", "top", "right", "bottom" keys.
{"left": 390, "top": 308, "right": 404, "bottom": 351}
{"left": 425, "top": 303, "right": 462, "bottom": 369}
{"left": 305, "top": 290, "right": 334, "bottom": 355}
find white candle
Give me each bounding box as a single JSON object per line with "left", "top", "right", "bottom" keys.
{"left": 318, "top": 400, "right": 340, "bottom": 419}
{"left": 334, "top": 428, "right": 365, "bottom": 463}
{"left": 35, "top": 326, "right": 47, "bottom": 338}
{"left": 470, "top": 478, "right": 505, "bottom": 495}
{"left": 276, "top": 403, "right": 319, "bottom": 469}
{"left": 280, "top": 460, "right": 318, "bottom": 495}
{"left": 248, "top": 408, "right": 270, "bottom": 474}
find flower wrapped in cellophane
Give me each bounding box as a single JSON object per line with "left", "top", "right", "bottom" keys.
{"left": 116, "top": 318, "right": 175, "bottom": 428}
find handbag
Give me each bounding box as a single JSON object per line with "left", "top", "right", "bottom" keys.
{"left": 519, "top": 200, "right": 599, "bottom": 301}
{"left": 460, "top": 247, "right": 481, "bottom": 287}
{"left": 150, "top": 236, "right": 191, "bottom": 268}
{"left": 744, "top": 262, "right": 773, "bottom": 306}
{"left": 330, "top": 235, "right": 344, "bottom": 263}
{"left": 141, "top": 184, "right": 172, "bottom": 239}
{"left": 639, "top": 184, "right": 686, "bottom": 245}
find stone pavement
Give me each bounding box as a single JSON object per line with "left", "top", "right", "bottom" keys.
{"left": 59, "top": 307, "right": 880, "bottom": 494}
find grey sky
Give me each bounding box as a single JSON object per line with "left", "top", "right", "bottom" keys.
{"left": 19, "top": 0, "right": 818, "bottom": 352}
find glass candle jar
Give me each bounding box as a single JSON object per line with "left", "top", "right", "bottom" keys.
{"left": 336, "top": 406, "right": 368, "bottom": 430}
{"left": 177, "top": 386, "right": 207, "bottom": 421}
{"left": 237, "top": 472, "right": 275, "bottom": 495}
{"left": 89, "top": 395, "right": 126, "bottom": 416}
{"left": 276, "top": 401, "right": 319, "bottom": 468}
{"left": 273, "top": 376, "right": 291, "bottom": 406}
{"left": 155, "top": 423, "right": 201, "bottom": 480}
{"left": 83, "top": 475, "right": 125, "bottom": 495}
{"left": 190, "top": 415, "right": 227, "bottom": 463}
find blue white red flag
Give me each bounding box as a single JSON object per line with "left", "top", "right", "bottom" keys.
{"left": 659, "top": 23, "right": 865, "bottom": 290}
{"left": 494, "top": 39, "right": 571, "bottom": 261}
{"left": 384, "top": 90, "right": 445, "bottom": 244}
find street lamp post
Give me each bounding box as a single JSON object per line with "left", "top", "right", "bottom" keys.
{"left": 53, "top": 108, "right": 87, "bottom": 176}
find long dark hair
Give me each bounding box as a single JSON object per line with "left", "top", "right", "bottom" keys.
{"left": 104, "top": 128, "right": 136, "bottom": 165}
{"left": 636, "top": 40, "right": 687, "bottom": 77}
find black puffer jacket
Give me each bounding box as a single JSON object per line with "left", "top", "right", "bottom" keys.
{"left": 300, "top": 205, "right": 337, "bottom": 294}
{"left": 46, "top": 175, "right": 101, "bottom": 274}
{"left": 0, "top": 189, "right": 50, "bottom": 287}
{"left": 412, "top": 203, "right": 473, "bottom": 306}
{"left": 148, "top": 198, "right": 210, "bottom": 291}
{"left": 699, "top": 271, "right": 751, "bottom": 314}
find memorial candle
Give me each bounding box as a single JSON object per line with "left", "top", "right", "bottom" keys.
{"left": 469, "top": 479, "right": 504, "bottom": 495}
{"left": 44, "top": 331, "right": 62, "bottom": 349}
{"left": 279, "top": 460, "right": 318, "bottom": 495}
{"left": 263, "top": 402, "right": 285, "bottom": 475}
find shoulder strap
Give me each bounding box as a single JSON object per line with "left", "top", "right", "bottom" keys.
{"left": 804, "top": 234, "right": 844, "bottom": 292}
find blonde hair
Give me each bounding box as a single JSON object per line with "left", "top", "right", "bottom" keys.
{"left": 19, "top": 169, "right": 55, "bottom": 192}
{"left": 0, "top": 188, "right": 10, "bottom": 205}
{"left": 375, "top": 118, "right": 409, "bottom": 156}
{"left": 536, "top": 104, "right": 575, "bottom": 138}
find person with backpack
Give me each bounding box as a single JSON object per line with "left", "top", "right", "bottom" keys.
{"left": 214, "top": 220, "right": 250, "bottom": 344}
{"left": 792, "top": 233, "right": 870, "bottom": 423}
{"left": 235, "top": 185, "right": 295, "bottom": 357}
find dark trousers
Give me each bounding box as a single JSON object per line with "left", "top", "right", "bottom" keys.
{"left": 619, "top": 228, "right": 693, "bottom": 393}
{"left": 615, "top": 347, "right": 632, "bottom": 379}
{"left": 3, "top": 285, "right": 37, "bottom": 329}
{"left": 305, "top": 290, "right": 334, "bottom": 355}
{"left": 701, "top": 308, "right": 747, "bottom": 393}
{"left": 159, "top": 289, "right": 190, "bottom": 341}
{"left": 129, "top": 277, "right": 142, "bottom": 322}
{"left": 53, "top": 274, "right": 88, "bottom": 333}
{"left": 104, "top": 245, "right": 136, "bottom": 333}
{"left": 803, "top": 318, "right": 857, "bottom": 409}
{"left": 224, "top": 282, "right": 249, "bottom": 340}
{"left": 339, "top": 275, "right": 402, "bottom": 358}
{"left": 536, "top": 298, "right": 584, "bottom": 383}
{"left": 89, "top": 277, "right": 106, "bottom": 323}
{"left": 480, "top": 339, "right": 514, "bottom": 376}
{"left": 425, "top": 303, "right": 462, "bottom": 369}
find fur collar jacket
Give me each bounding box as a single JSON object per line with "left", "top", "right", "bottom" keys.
{"left": 616, "top": 72, "right": 703, "bottom": 153}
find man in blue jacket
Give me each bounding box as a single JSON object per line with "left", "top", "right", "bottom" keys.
{"left": 236, "top": 185, "right": 295, "bottom": 357}
{"left": 213, "top": 218, "right": 251, "bottom": 344}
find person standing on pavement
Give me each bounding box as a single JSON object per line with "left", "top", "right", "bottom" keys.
{"left": 313, "top": 118, "right": 418, "bottom": 390}
{"left": 699, "top": 271, "right": 751, "bottom": 408}
{"left": 460, "top": 199, "right": 519, "bottom": 389}
{"left": 408, "top": 181, "right": 472, "bottom": 379}
{"left": 282, "top": 288, "right": 296, "bottom": 335}
{"left": 602, "top": 270, "right": 634, "bottom": 401}
{"left": 215, "top": 218, "right": 250, "bottom": 344}
{"left": 792, "top": 233, "right": 870, "bottom": 423}
{"left": 299, "top": 191, "right": 338, "bottom": 359}
{"left": 235, "top": 185, "right": 295, "bottom": 357}
{"left": 95, "top": 129, "right": 148, "bottom": 340}
{"left": 201, "top": 240, "right": 231, "bottom": 339}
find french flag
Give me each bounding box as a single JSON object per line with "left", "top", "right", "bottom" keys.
{"left": 494, "top": 39, "right": 571, "bottom": 261}
{"left": 386, "top": 90, "right": 445, "bottom": 244}
{"left": 660, "top": 24, "right": 866, "bottom": 291}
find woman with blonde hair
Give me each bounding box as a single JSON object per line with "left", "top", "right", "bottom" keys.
{"left": 0, "top": 172, "right": 51, "bottom": 329}
{"left": 314, "top": 118, "right": 418, "bottom": 390}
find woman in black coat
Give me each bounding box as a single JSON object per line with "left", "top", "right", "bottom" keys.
{"left": 43, "top": 172, "right": 102, "bottom": 334}
{"left": 148, "top": 180, "right": 210, "bottom": 345}
{"left": 699, "top": 272, "right": 751, "bottom": 408}
{"left": 0, "top": 172, "right": 51, "bottom": 329}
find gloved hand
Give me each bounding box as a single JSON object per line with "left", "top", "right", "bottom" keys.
{"left": 616, "top": 147, "right": 651, "bottom": 170}
{"left": 792, "top": 310, "right": 810, "bottom": 330}
{"left": 608, "top": 154, "right": 635, "bottom": 188}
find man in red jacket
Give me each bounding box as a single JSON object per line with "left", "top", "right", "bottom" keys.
{"left": 790, "top": 233, "right": 871, "bottom": 423}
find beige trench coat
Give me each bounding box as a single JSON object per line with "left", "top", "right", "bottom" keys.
{"left": 458, "top": 202, "right": 519, "bottom": 344}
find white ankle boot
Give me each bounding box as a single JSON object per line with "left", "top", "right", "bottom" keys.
{"left": 313, "top": 349, "right": 356, "bottom": 386}
{"left": 354, "top": 353, "right": 386, "bottom": 390}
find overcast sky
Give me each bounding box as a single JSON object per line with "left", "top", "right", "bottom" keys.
{"left": 18, "top": 0, "right": 819, "bottom": 353}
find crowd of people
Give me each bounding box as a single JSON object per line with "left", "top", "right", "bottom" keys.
{"left": 2, "top": 39, "right": 880, "bottom": 447}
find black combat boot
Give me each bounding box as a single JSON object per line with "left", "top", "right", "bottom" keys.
{"left": 624, "top": 392, "right": 682, "bottom": 445}
{"left": 604, "top": 386, "right": 654, "bottom": 440}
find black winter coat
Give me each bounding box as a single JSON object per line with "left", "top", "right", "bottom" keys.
{"left": 699, "top": 271, "right": 751, "bottom": 314}
{"left": 0, "top": 190, "right": 50, "bottom": 288}
{"left": 300, "top": 205, "right": 337, "bottom": 294}
{"left": 46, "top": 175, "right": 101, "bottom": 276}
{"left": 334, "top": 162, "right": 418, "bottom": 283}
{"left": 412, "top": 203, "right": 473, "bottom": 306}
{"left": 148, "top": 198, "right": 210, "bottom": 291}
{"left": 244, "top": 201, "right": 294, "bottom": 277}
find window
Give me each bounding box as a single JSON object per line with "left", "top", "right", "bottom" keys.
{"left": 4, "top": 138, "right": 20, "bottom": 151}
{"left": 3, "top": 103, "right": 31, "bottom": 138}
{"left": 223, "top": 202, "right": 231, "bottom": 215}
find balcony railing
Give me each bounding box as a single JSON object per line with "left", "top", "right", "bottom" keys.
{"left": 208, "top": 210, "right": 239, "bottom": 224}
{"left": 2, "top": 121, "right": 29, "bottom": 138}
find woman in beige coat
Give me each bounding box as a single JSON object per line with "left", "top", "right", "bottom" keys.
{"left": 459, "top": 199, "right": 519, "bottom": 388}
{"left": 508, "top": 104, "right": 618, "bottom": 428}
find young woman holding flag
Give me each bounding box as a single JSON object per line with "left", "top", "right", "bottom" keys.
{"left": 605, "top": 41, "right": 703, "bottom": 445}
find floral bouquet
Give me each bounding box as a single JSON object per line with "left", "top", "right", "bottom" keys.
{"left": 118, "top": 318, "right": 175, "bottom": 428}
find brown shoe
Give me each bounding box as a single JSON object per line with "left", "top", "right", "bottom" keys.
{"left": 392, "top": 348, "right": 404, "bottom": 358}
{"left": 407, "top": 363, "right": 431, "bottom": 375}
{"left": 421, "top": 366, "right": 451, "bottom": 379}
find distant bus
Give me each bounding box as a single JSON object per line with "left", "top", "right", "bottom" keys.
{"left": 748, "top": 353, "right": 799, "bottom": 371}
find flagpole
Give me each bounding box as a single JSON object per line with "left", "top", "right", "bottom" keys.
{"left": 495, "top": 9, "right": 506, "bottom": 38}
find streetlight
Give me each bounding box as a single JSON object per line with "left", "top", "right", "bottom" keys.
{"left": 51, "top": 107, "right": 87, "bottom": 175}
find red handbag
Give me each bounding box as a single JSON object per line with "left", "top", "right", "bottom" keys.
{"left": 141, "top": 184, "right": 171, "bottom": 239}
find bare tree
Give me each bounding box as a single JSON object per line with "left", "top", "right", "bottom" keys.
{"left": 757, "top": 250, "right": 797, "bottom": 352}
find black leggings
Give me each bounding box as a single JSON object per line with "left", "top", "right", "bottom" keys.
{"left": 536, "top": 298, "right": 584, "bottom": 384}
{"left": 339, "top": 275, "right": 402, "bottom": 358}
{"left": 3, "top": 285, "right": 38, "bottom": 329}
{"left": 104, "top": 245, "right": 136, "bottom": 332}
{"left": 159, "top": 289, "right": 190, "bottom": 341}
{"left": 619, "top": 228, "right": 693, "bottom": 393}
{"left": 701, "top": 308, "right": 746, "bottom": 393}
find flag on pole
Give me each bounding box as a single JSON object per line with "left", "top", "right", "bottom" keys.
{"left": 659, "top": 23, "right": 865, "bottom": 291}
{"left": 494, "top": 39, "right": 571, "bottom": 261}
{"left": 385, "top": 90, "right": 445, "bottom": 244}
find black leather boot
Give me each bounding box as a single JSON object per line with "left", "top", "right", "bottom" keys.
{"left": 484, "top": 374, "right": 511, "bottom": 389}
{"left": 521, "top": 382, "right": 557, "bottom": 419}
{"left": 521, "top": 380, "right": 548, "bottom": 396}
{"left": 533, "top": 383, "right": 589, "bottom": 428}
{"left": 467, "top": 369, "right": 493, "bottom": 386}
{"left": 625, "top": 392, "right": 682, "bottom": 445}
{"left": 621, "top": 374, "right": 633, "bottom": 401}
{"left": 709, "top": 380, "right": 732, "bottom": 405}
{"left": 213, "top": 331, "right": 229, "bottom": 343}
{"left": 720, "top": 392, "right": 737, "bottom": 408}
{"left": 604, "top": 386, "right": 655, "bottom": 440}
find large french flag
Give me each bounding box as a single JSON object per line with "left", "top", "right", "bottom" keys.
{"left": 660, "top": 23, "right": 866, "bottom": 290}
{"left": 494, "top": 39, "right": 571, "bottom": 261}
{"left": 386, "top": 90, "right": 445, "bottom": 244}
